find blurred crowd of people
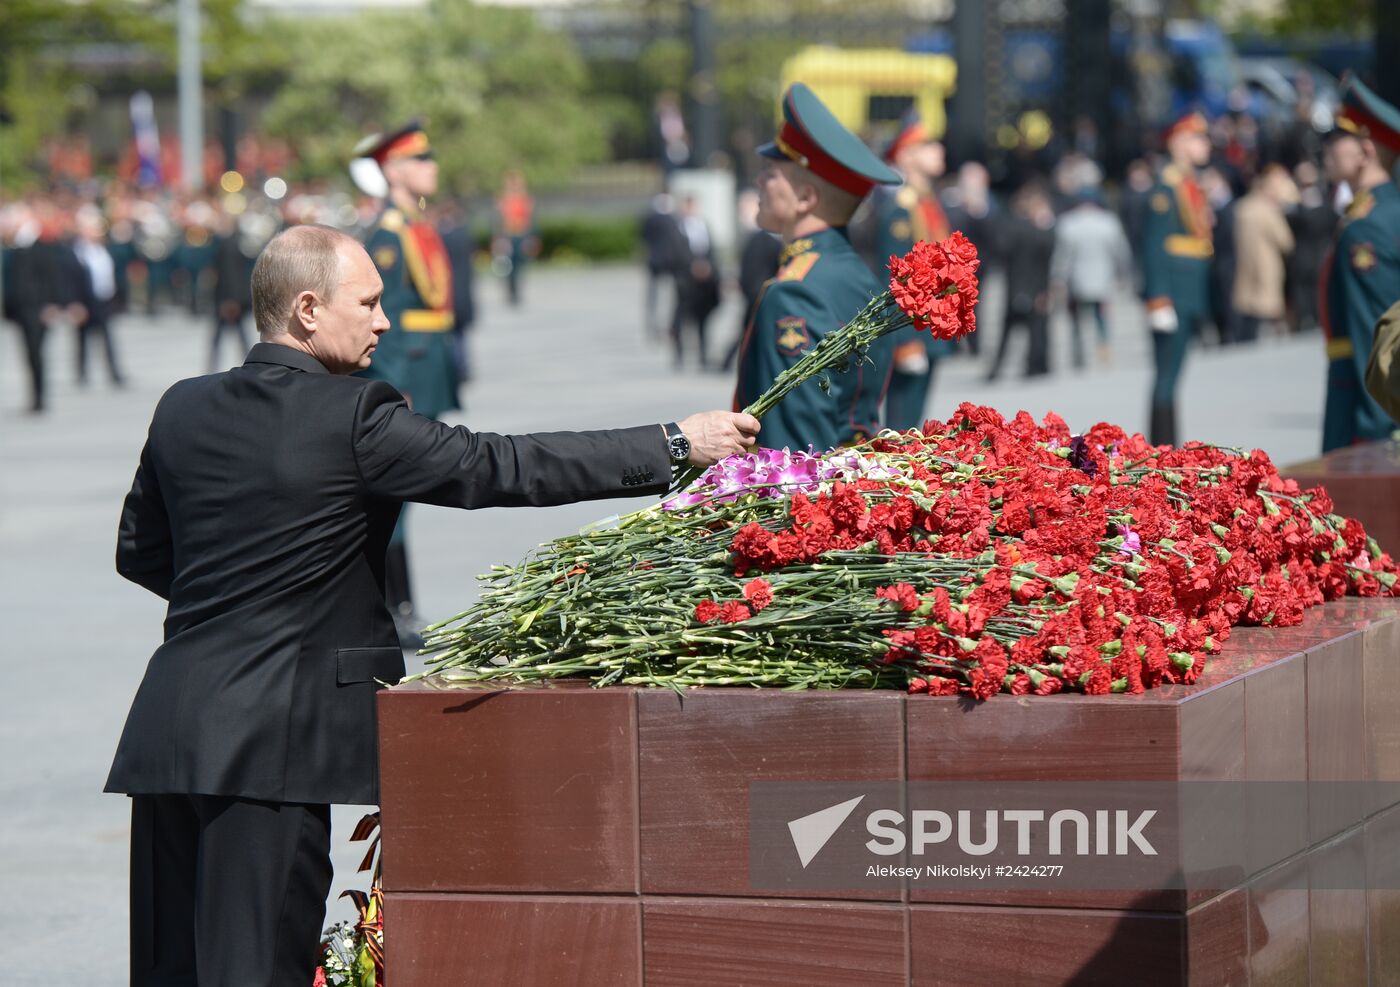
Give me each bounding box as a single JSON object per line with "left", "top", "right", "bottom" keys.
{"left": 0, "top": 171, "right": 506, "bottom": 414}
{"left": 0, "top": 84, "right": 1373, "bottom": 421}
{"left": 636, "top": 95, "right": 1366, "bottom": 401}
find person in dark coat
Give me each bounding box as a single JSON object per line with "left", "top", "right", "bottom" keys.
{"left": 437, "top": 197, "right": 478, "bottom": 385}
{"left": 107, "top": 223, "right": 759, "bottom": 985}
{"left": 721, "top": 188, "right": 782, "bottom": 372}
{"left": 944, "top": 161, "right": 1003, "bottom": 357}
{"left": 209, "top": 213, "right": 256, "bottom": 372}
{"left": 985, "top": 185, "right": 1057, "bottom": 380}
{"left": 72, "top": 205, "right": 126, "bottom": 386}
{"left": 669, "top": 194, "right": 722, "bottom": 370}
{"left": 641, "top": 192, "right": 679, "bottom": 340}
{"left": 1287, "top": 160, "right": 1336, "bottom": 334}
{"left": 20, "top": 208, "right": 91, "bottom": 411}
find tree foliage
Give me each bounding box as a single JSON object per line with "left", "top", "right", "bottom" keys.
{"left": 259, "top": 1, "right": 605, "bottom": 193}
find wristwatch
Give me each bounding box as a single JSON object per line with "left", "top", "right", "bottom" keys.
{"left": 662, "top": 422, "right": 691, "bottom": 464}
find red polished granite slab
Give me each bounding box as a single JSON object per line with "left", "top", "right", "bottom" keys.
{"left": 1362, "top": 616, "right": 1400, "bottom": 815}
{"left": 642, "top": 898, "right": 906, "bottom": 986}
{"left": 383, "top": 893, "right": 640, "bottom": 987}
{"left": 377, "top": 682, "right": 638, "bottom": 893}
{"left": 1304, "top": 632, "right": 1366, "bottom": 844}
{"left": 636, "top": 688, "right": 904, "bottom": 900}
{"left": 1247, "top": 855, "right": 1311, "bottom": 986}
{"left": 1366, "top": 803, "right": 1400, "bottom": 984}
{"left": 1186, "top": 889, "right": 1250, "bottom": 987}
{"left": 1308, "top": 827, "right": 1368, "bottom": 986}
{"left": 909, "top": 903, "right": 1183, "bottom": 986}
{"left": 1243, "top": 654, "right": 1309, "bottom": 875}
{"left": 378, "top": 600, "right": 1400, "bottom": 983}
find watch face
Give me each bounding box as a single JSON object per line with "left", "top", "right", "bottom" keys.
{"left": 669, "top": 435, "right": 690, "bottom": 461}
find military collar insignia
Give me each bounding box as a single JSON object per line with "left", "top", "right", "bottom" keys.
{"left": 1345, "top": 189, "right": 1376, "bottom": 222}
{"left": 778, "top": 251, "right": 820, "bottom": 282}
{"left": 779, "top": 238, "right": 815, "bottom": 264}
{"left": 380, "top": 209, "right": 406, "bottom": 232}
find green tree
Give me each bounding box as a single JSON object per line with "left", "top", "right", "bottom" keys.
{"left": 259, "top": 0, "right": 604, "bottom": 193}
{"left": 0, "top": 0, "right": 146, "bottom": 186}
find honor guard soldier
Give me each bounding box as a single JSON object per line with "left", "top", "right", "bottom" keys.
{"left": 1141, "top": 111, "right": 1214, "bottom": 447}
{"left": 1320, "top": 75, "right": 1400, "bottom": 452}
{"left": 872, "top": 110, "right": 954, "bottom": 431}
{"left": 354, "top": 120, "right": 458, "bottom": 643}
{"left": 735, "top": 82, "right": 900, "bottom": 452}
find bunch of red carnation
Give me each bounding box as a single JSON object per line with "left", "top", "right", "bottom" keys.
{"left": 712, "top": 404, "right": 1398, "bottom": 700}
{"left": 887, "top": 232, "right": 980, "bottom": 340}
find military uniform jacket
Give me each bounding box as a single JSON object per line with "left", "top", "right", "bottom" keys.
{"left": 360, "top": 205, "right": 459, "bottom": 420}
{"left": 1322, "top": 181, "right": 1400, "bottom": 447}
{"left": 107, "top": 343, "right": 669, "bottom": 805}
{"left": 1141, "top": 164, "right": 1214, "bottom": 321}
{"left": 873, "top": 185, "right": 956, "bottom": 361}
{"left": 734, "top": 226, "right": 894, "bottom": 452}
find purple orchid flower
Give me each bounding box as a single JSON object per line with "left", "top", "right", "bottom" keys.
{"left": 1118, "top": 524, "right": 1142, "bottom": 557}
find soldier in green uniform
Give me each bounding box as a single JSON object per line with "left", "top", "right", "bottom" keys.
{"left": 354, "top": 121, "right": 459, "bottom": 643}
{"left": 1140, "top": 111, "right": 1214, "bottom": 447}
{"left": 734, "top": 82, "right": 900, "bottom": 452}
{"left": 872, "top": 110, "right": 956, "bottom": 432}
{"left": 1321, "top": 75, "right": 1400, "bottom": 452}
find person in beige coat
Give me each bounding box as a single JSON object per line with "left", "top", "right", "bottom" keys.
{"left": 1232, "top": 164, "right": 1298, "bottom": 342}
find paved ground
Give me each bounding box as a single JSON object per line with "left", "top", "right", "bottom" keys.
{"left": 3, "top": 262, "right": 1331, "bottom": 982}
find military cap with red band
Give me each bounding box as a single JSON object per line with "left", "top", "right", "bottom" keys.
{"left": 758, "top": 83, "right": 901, "bottom": 198}
{"left": 354, "top": 119, "right": 434, "bottom": 165}
{"left": 1162, "top": 111, "right": 1208, "bottom": 145}
{"left": 883, "top": 108, "right": 931, "bottom": 164}
{"left": 1336, "top": 72, "right": 1400, "bottom": 155}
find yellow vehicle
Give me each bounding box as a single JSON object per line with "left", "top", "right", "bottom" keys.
{"left": 778, "top": 46, "right": 958, "bottom": 140}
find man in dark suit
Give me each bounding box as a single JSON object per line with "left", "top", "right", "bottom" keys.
{"left": 108, "top": 223, "right": 759, "bottom": 984}
{"left": 209, "top": 211, "right": 256, "bottom": 372}
{"left": 669, "top": 194, "right": 721, "bottom": 370}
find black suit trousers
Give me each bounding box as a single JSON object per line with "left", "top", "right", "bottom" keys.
{"left": 129, "top": 794, "right": 332, "bottom": 986}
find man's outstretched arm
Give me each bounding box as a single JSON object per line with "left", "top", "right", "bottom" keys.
{"left": 351, "top": 380, "right": 759, "bottom": 508}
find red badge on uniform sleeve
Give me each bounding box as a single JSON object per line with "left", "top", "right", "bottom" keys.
{"left": 775, "top": 317, "right": 811, "bottom": 356}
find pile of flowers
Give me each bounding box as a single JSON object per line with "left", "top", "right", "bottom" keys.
{"left": 415, "top": 234, "right": 1397, "bottom": 698}
{"left": 417, "top": 405, "right": 1398, "bottom": 698}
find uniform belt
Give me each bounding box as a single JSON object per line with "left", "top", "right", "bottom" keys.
{"left": 399, "top": 309, "right": 454, "bottom": 332}
{"left": 1327, "top": 337, "right": 1354, "bottom": 361}
{"left": 1164, "top": 234, "right": 1213, "bottom": 259}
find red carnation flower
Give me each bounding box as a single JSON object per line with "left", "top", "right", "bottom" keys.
{"left": 927, "top": 676, "right": 960, "bottom": 696}
{"left": 888, "top": 233, "right": 980, "bottom": 341}
{"left": 875, "top": 582, "right": 920, "bottom": 612}
{"left": 743, "top": 578, "right": 775, "bottom": 612}
{"left": 719, "top": 600, "right": 752, "bottom": 624}
{"left": 695, "top": 600, "right": 723, "bottom": 625}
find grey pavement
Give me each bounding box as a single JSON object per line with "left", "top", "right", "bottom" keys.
{"left": 3, "top": 262, "right": 1329, "bottom": 983}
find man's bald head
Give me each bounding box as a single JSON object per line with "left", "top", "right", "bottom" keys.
{"left": 251, "top": 224, "right": 361, "bottom": 338}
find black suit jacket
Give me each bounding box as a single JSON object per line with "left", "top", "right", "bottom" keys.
{"left": 107, "top": 342, "right": 669, "bottom": 805}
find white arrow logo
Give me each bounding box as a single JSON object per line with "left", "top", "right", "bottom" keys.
{"left": 787, "top": 795, "right": 865, "bottom": 868}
